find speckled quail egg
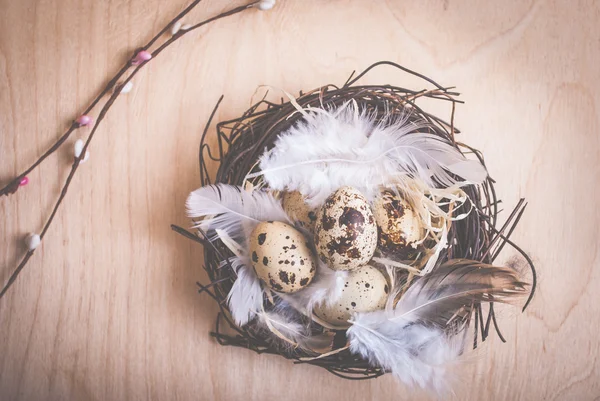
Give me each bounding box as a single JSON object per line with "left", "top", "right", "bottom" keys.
{"left": 249, "top": 221, "right": 316, "bottom": 293}
{"left": 314, "top": 265, "right": 389, "bottom": 327}
{"left": 282, "top": 191, "right": 319, "bottom": 231}
{"left": 314, "top": 186, "right": 378, "bottom": 270}
{"left": 372, "top": 189, "right": 424, "bottom": 259}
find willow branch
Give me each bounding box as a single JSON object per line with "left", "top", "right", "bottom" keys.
{"left": 0, "top": 1, "right": 259, "bottom": 300}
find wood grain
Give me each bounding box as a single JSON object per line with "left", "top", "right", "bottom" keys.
{"left": 1, "top": 0, "right": 599, "bottom": 400}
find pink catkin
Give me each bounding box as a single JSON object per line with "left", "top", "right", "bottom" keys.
{"left": 76, "top": 115, "right": 93, "bottom": 126}
{"left": 132, "top": 50, "right": 152, "bottom": 65}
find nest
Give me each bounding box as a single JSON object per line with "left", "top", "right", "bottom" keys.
{"left": 173, "top": 61, "right": 536, "bottom": 380}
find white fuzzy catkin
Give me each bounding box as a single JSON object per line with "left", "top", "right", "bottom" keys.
{"left": 120, "top": 81, "right": 133, "bottom": 94}
{"left": 256, "top": 0, "right": 276, "bottom": 11}
{"left": 73, "top": 139, "right": 89, "bottom": 163}
{"left": 25, "top": 233, "right": 41, "bottom": 250}
{"left": 171, "top": 21, "right": 182, "bottom": 35}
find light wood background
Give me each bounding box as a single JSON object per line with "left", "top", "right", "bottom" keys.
{"left": 1, "top": 0, "right": 599, "bottom": 400}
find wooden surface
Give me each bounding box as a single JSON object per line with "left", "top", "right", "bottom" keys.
{"left": 1, "top": 0, "right": 599, "bottom": 400}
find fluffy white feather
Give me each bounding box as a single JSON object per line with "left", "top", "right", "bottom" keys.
{"left": 348, "top": 311, "right": 461, "bottom": 392}
{"left": 284, "top": 261, "right": 349, "bottom": 314}
{"left": 186, "top": 184, "right": 289, "bottom": 327}
{"left": 186, "top": 184, "right": 290, "bottom": 243}
{"left": 257, "top": 303, "right": 332, "bottom": 352}
{"left": 347, "top": 260, "right": 527, "bottom": 392}
{"left": 254, "top": 102, "right": 487, "bottom": 206}
{"left": 225, "top": 255, "right": 264, "bottom": 326}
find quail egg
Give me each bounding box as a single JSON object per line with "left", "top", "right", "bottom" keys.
{"left": 314, "top": 186, "right": 378, "bottom": 270}
{"left": 249, "top": 221, "right": 316, "bottom": 293}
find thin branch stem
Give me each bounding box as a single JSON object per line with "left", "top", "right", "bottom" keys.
{"left": 0, "top": 1, "right": 258, "bottom": 299}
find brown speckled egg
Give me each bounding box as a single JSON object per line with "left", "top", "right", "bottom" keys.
{"left": 282, "top": 191, "right": 319, "bottom": 231}
{"left": 372, "top": 190, "right": 423, "bottom": 259}
{"left": 314, "top": 186, "right": 377, "bottom": 270}
{"left": 249, "top": 221, "right": 316, "bottom": 293}
{"left": 314, "top": 265, "right": 389, "bottom": 327}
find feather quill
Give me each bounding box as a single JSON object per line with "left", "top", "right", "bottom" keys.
{"left": 347, "top": 260, "right": 527, "bottom": 392}
{"left": 254, "top": 102, "right": 487, "bottom": 206}
{"left": 186, "top": 184, "right": 290, "bottom": 243}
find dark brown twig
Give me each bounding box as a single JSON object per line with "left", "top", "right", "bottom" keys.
{"left": 0, "top": 1, "right": 259, "bottom": 299}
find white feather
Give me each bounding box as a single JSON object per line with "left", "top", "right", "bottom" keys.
{"left": 254, "top": 102, "right": 487, "bottom": 206}
{"left": 258, "top": 310, "right": 306, "bottom": 342}
{"left": 186, "top": 184, "right": 290, "bottom": 243}
{"left": 348, "top": 311, "right": 461, "bottom": 393}
{"left": 284, "top": 261, "right": 349, "bottom": 314}
{"left": 224, "top": 255, "right": 264, "bottom": 326}
{"left": 347, "top": 261, "right": 526, "bottom": 392}
{"left": 257, "top": 305, "right": 331, "bottom": 352}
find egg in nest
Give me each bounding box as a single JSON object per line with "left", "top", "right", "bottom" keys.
{"left": 314, "top": 265, "right": 389, "bottom": 327}
{"left": 249, "top": 221, "right": 316, "bottom": 293}
{"left": 282, "top": 191, "right": 319, "bottom": 231}
{"left": 314, "top": 186, "right": 378, "bottom": 271}
{"left": 372, "top": 189, "right": 423, "bottom": 259}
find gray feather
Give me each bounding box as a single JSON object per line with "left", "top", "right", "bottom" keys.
{"left": 347, "top": 259, "right": 528, "bottom": 392}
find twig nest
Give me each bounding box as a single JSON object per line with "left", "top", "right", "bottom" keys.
{"left": 372, "top": 190, "right": 423, "bottom": 258}
{"left": 282, "top": 191, "right": 318, "bottom": 231}
{"left": 314, "top": 187, "right": 377, "bottom": 270}
{"left": 191, "top": 62, "right": 535, "bottom": 381}
{"left": 249, "top": 221, "right": 316, "bottom": 293}
{"left": 314, "top": 265, "right": 389, "bottom": 327}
